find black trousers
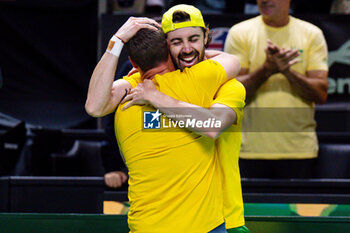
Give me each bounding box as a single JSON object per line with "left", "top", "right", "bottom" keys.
{"left": 239, "top": 158, "right": 317, "bottom": 179}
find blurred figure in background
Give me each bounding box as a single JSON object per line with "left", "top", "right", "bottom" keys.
{"left": 331, "top": 0, "right": 350, "bottom": 13}
{"left": 108, "top": 0, "right": 166, "bottom": 14}
{"left": 169, "top": 0, "right": 245, "bottom": 13}
{"left": 225, "top": 0, "right": 329, "bottom": 178}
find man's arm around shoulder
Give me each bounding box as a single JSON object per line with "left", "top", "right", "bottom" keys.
{"left": 85, "top": 52, "right": 132, "bottom": 117}
{"left": 206, "top": 50, "right": 241, "bottom": 80}
{"left": 85, "top": 17, "right": 160, "bottom": 117}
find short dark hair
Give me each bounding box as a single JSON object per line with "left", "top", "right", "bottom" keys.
{"left": 125, "top": 26, "right": 169, "bottom": 72}
{"left": 170, "top": 10, "right": 212, "bottom": 48}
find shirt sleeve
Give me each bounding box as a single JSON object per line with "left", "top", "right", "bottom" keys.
{"left": 123, "top": 73, "right": 142, "bottom": 88}
{"left": 307, "top": 29, "right": 329, "bottom": 71}
{"left": 224, "top": 26, "right": 249, "bottom": 69}
{"left": 212, "top": 79, "right": 246, "bottom": 125}
{"left": 185, "top": 60, "right": 228, "bottom": 98}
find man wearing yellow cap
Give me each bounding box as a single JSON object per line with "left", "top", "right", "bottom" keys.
{"left": 86, "top": 5, "right": 248, "bottom": 233}
{"left": 86, "top": 16, "right": 241, "bottom": 232}
{"left": 161, "top": 4, "right": 208, "bottom": 71}
{"left": 123, "top": 5, "right": 249, "bottom": 233}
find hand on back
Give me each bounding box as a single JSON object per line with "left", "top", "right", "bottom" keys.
{"left": 121, "top": 80, "right": 157, "bottom": 110}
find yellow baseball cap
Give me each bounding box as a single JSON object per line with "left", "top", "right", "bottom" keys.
{"left": 161, "top": 4, "right": 205, "bottom": 34}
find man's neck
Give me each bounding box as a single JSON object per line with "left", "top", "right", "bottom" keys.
{"left": 263, "top": 14, "right": 290, "bottom": 27}
{"left": 142, "top": 57, "right": 175, "bottom": 80}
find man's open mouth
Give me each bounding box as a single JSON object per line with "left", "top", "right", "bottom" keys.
{"left": 179, "top": 54, "right": 198, "bottom": 67}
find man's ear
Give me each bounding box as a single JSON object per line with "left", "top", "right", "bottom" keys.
{"left": 166, "top": 39, "right": 170, "bottom": 50}
{"left": 128, "top": 56, "right": 139, "bottom": 69}
{"left": 204, "top": 28, "right": 209, "bottom": 45}
{"left": 167, "top": 54, "right": 175, "bottom": 71}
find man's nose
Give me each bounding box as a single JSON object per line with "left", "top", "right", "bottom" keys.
{"left": 182, "top": 41, "right": 193, "bottom": 54}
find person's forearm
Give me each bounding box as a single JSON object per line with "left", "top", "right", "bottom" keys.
{"left": 86, "top": 17, "right": 159, "bottom": 117}
{"left": 147, "top": 91, "right": 235, "bottom": 139}
{"left": 236, "top": 65, "right": 274, "bottom": 101}
{"left": 283, "top": 69, "right": 328, "bottom": 104}
{"left": 85, "top": 52, "right": 119, "bottom": 117}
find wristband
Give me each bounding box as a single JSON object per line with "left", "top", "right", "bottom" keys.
{"left": 106, "top": 35, "right": 124, "bottom": 57}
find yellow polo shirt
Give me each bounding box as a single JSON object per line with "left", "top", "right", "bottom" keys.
{"left": 116, "top": 60, "right": 227, "bottom": 233}
{"left": 225, "top": 15, "right": 328, "bottom": 159}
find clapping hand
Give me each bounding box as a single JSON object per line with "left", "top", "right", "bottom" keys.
{"left": 265, "top": 40, "right": 300, "bottom": 73}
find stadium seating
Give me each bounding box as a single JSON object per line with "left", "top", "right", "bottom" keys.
{"left": 317, "top": 143, "right": 350, "bottom": 178}
{"left": 51, "top": 140, "right": 105, "bottom": 176}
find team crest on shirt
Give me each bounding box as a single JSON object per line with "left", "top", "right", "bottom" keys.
{"left": 143, "top": 110, "right": 161, "bottom": 129}
{"left": 290, "top": 46, "right": 304, "bottom": 63}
